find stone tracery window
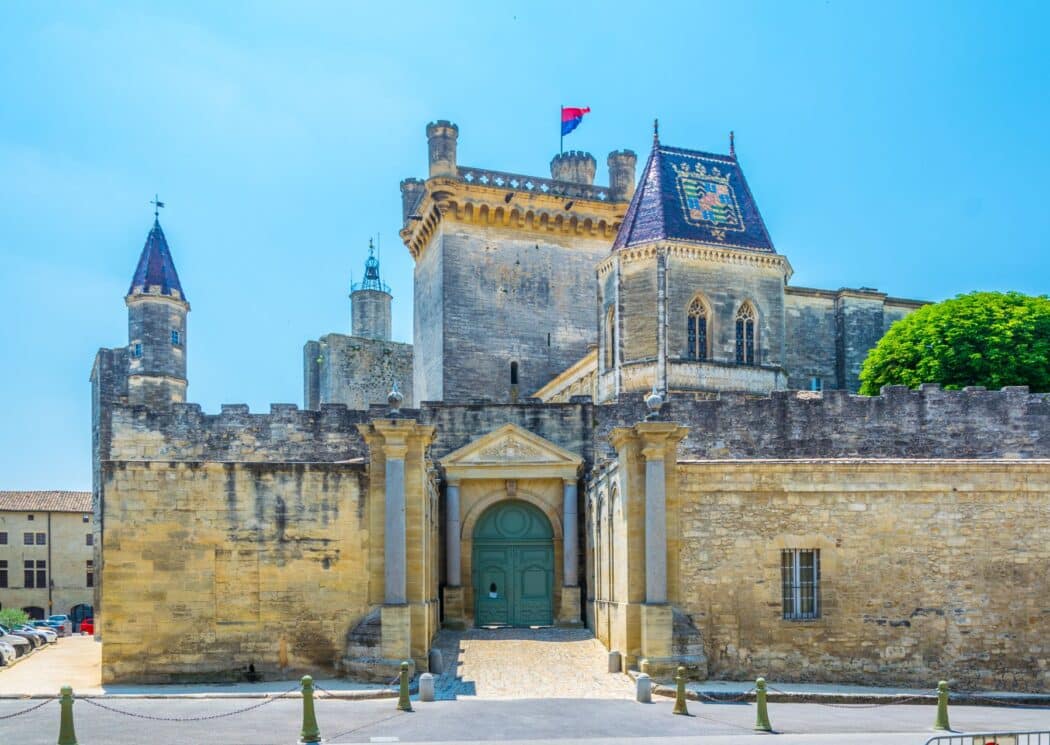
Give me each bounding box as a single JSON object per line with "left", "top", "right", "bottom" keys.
{"left": 687, "top": 295, "right": 710, "bottom": 361}
{"left": 604, "top": 306, "right": 616, "bottom": 370}
{"left": 735, "top": 301, "right": 757, "bottom": 366}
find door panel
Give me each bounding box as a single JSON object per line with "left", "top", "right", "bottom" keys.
{"left": 474, "top": 543, "right": 553, "bottom": 627}
{"left": 476, "top": 549, "right": 510, "bottom": 626}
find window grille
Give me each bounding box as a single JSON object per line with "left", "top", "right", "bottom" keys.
{"left": 781, "top": 548, "right": 820, "bottom": 620}
{"left": 687, "top": 296, "right": 709, "bottom": 361}
{"left": 35, "top": 532, "right": 45, "bottom": 545}
{"left": 735, "top": 302, "right": 757, "bottom": 365}
{"left": 23, "top": 532, "right": 32, "bottom": 546}
{"left": 86, "top": 560, "right": 94, "bottom": 588}
{"left": 0, "top": 560, "right": 7, "bottom": 588}
{"left": 86, "top": 534, "right": 94, "bottom": 546}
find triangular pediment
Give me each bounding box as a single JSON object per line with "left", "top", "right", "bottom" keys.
{"left": 440, "top": 424, "right": 582, "bottom": 480}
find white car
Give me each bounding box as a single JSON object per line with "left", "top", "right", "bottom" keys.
{"left": 0, "top": 629, "right": 30, "bottom": 657}
{"left": 0, "top": 640, "right": 15, "bottom": 665}
{"left": 22, "top": 625, "right": 56, "bottom": 644}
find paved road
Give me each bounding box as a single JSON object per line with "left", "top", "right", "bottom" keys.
{"left": 3, "top": 694, "right": 1048, "bottom": 745}
{"left": 432, "top": 628, "right": 634, "bottom": 700}
{"left": 0, "top": 635, "right": 100, "bottom": 695}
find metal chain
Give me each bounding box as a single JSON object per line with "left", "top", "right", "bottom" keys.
{"left": 683, "top": 688, "right": 756, "bottom": 703}
{"left": 0, "top": 697, "right": 55, "bottom": 720}
{"left": 766, "top": 685, "right": 936, "bottom": 709}
{"left": 328, "top": 710, "right": 406, "bottom": 741}
{"left": 79, "top": 685, "right": 300, "bottom": 722}
{"left": 951, "top": 691, "right": 1050, "bottom": 709}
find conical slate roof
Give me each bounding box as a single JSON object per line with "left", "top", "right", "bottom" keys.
{"left": 127, "top": 219, "right": 186, "bottom": 300}
{"left": 612, "top": 138, "right": 774, "bottom": 253}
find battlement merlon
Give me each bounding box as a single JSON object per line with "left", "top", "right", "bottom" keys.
{"left": 401, "top": 120, "right": 636, "bottom": 260}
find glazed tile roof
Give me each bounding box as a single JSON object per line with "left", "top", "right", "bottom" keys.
{"left": 128, "top": 219, "right": 186, "bottom": 299}
{"left": 0, "top": 491, "right": 92, "bottom": 513}
{"left": 612, "top": 140, "right": 774, "bottom": 253}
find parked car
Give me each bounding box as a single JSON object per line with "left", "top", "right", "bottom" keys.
{"left": 32, "top": 620, "right": 65, "bottom": 637}
{"left": 79, "top": 618, "right": 93, "bottom": 634}
{"left": 21, "top": 624, "right": 56, "bottom": 644}
{"left": 0, "top": 626, "right": 34, "bottom": 654}
{"left": 0, "top": 640, "right": 16, "bottom": 665}
{"left": 47, "top": 615, "right": 73, "bottom": 636}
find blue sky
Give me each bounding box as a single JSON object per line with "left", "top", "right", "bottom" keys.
{"left": 1, "top": 1, "right": 1048, "bottom": 489}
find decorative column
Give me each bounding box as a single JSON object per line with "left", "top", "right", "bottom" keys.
{"left": 558, "top": 476, "right": 582, "bottom": 625}
{"left": 446, "top": 481, "right": 461, "bottom": 586}
{"left": 385, "top": 442, "right": 408, "bottom": 604}
{"left": 442, "top": 480, "right": 466, "bottom": 629}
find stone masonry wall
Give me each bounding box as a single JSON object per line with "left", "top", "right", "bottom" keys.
{"left": 594, "top": 386, "right": 1050, "bottom": 462}
{"left": 673, "top": 460, "right": 1050, "bottom": 690}
{"left": 308, "top": 333, "right": 413, "bottom": 410}
{"left": 99, "top": 461, "right": 369, "bottom": 683}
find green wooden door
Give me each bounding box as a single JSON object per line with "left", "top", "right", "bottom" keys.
{"left": 473, "top": 501, "right": 554, "bottom": 627}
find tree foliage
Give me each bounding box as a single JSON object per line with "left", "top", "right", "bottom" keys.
{"left": 0, "top": 608, "right": 29, "bottom": 629}
{"left": 859, "top": 291, "right": 1050, "bottom": 395}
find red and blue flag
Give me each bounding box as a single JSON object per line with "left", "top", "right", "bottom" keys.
{"left": 561, "top": 106, "right": 590, "bottom": 136}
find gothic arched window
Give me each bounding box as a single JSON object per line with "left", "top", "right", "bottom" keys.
{"left": 604, "top": 306, "right": 616, "bottom": 370}
{"left": 687, "top": 295, "right": 710, "bottom": 361}
{"left": 735, "top": 302, "right": 757, "bottom": 366}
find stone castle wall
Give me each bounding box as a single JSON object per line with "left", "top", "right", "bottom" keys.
{"left": 416, "top": 225, "right": 610, "bottom": 404}
{"left": 304, "top": 333, "right": 413, "bottom": 411}
{"left": 672, "top": 460, "right": 1050, "bottom": 690}
{"left": 594, "top": 386, "right": 1050, "bottom": 462}
{"left": 99, "top": 461, "right": 369, "bottom": 683}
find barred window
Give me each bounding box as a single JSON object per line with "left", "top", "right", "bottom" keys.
{"left": 23, "top": 532, "right": 33, "bottom": 546}
{"left": 781, "top": 549, "right": 820, "bottom": 620}
{"left": 35, "top": 532, "right": 46, "bottom": 545}
{"left": 0, "top": 531, "right": 6, "bottom": 545}
{"left": 687, "top": 295, "right": 709, "bottom": 361}
{"left": 0, "top": 560, "right": 7, "bottom": 588}
{"left": 735, "top": 302, "right": 757, "bottom": 366}
{"left": 86, "top": 534, "right": 94, "bottom": 546}
{"left": 86, "top": 560, "right": 94, "bottom": 589}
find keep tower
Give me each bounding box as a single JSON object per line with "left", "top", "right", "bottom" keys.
{"left": 125, "top": 217, "right": 190, "bottom": 407}
{"left": 350, "top": 240, "right": 392, "bottom": 340}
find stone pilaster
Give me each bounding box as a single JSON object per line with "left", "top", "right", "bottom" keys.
{"left": 558, "top": 478, "right": 582, "bottom": 625}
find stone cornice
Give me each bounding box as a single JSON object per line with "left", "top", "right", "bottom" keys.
{"left": 597, "top": 242, "right": 793, "bottom": 280}
{"left": 399, "top": 177, "right": 628, "bottom": 261}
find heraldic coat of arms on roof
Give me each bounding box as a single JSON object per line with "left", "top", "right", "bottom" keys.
{"left": 674, "top": 161, "right": 745, "bottom": 241}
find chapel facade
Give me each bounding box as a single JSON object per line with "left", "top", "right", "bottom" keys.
{"left": 91, "top": 121, "right": 1050, "bottom": 689}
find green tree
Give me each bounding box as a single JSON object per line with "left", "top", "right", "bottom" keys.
{"left": 0, "top": 608, "right": 29, "bottom": 629}
{"left": 859, "top": 291, "right": 1050, "bottom": 395}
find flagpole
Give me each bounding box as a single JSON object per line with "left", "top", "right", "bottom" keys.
{"left": 559, "top": 105, "right": 563, "bottom": 155}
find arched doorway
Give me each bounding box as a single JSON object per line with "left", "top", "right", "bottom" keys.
{"left": 473, "top": 500, "right": 554, "bottom": 627}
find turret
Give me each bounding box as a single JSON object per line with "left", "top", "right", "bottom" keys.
{"left": 550, "top": 150, "right": 596, "bottom": 184}
{"left": 426, "top": 120, "right": 459, "bottom": 178}
{"left": 400, "top": 178, "right": 425, "bottom": 223}
{"left": 125, "top": 217, "right": 189, "bottom": 407}
{"left": 351, "top": 240, "right": 392, "bottom": 340}
{"left": 607, "top": 149, "right": 638, "bottom": 202}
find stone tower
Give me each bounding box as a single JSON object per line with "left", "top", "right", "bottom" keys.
{"left": 350, "top": 240, "right": 392, "bottom": 340}
{"left": 125, "top": 217, "right": 189, "bottom": 407}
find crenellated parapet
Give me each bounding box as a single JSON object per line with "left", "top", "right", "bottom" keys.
{"left": 595, "top": 385, "right": 1050, "bottom": 461}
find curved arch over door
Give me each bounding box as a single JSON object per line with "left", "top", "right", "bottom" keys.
{"left": 473, "top": 500, "right": 554, "bottom": 627}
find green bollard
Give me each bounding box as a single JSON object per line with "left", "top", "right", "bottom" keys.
{"left": 299, "top": 675, "right": 321, "bottom": 744}
{"left": 57, "top": 685, "right": 78, "bottom": 745}
{"left": 934, "top": 680, "right": 951, "bottom": 731}
{"left": 397, "top": 661, "right": 413, "bottom": 712}
{"left": 672, "top": 666, "right": 689, "bottom": 715}
{"left": 754, "top": 677, "right": 772, "bottom": 732}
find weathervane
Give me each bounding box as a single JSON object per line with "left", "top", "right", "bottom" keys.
{"left": 151, "top": 194, "right": 165, "bottom": 219}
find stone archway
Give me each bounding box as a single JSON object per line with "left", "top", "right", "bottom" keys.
{"left": 472, "top": 500, "right": 554, "bottom": 627}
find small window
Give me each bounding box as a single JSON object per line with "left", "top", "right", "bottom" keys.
{"left": 35, "top": 533, "right": 46, "bottom": 546}
{"left": 86, "top": 533, "right": 94, "bottom": 546}
{"left": 510, "top": 361, "right": 519, "bottom": 386}
{"left": 23, "top": 532, "right": 33, "bottom": 546}
{"left": 781, "top": 549, "right": 820, "bottom": 620}
{"left": 26, "top": 514, "right": 34, "bottom": 521}
{"left": 809, "top": 376, "right": 823, "bottom": 392}
{"left": 0, "top": 531, "right": 7, "bottom": 545}
{"left": 132, "top": 343, "right": 143, "bottom": 358}
{"left": 0, "top": 560, "right": 7, "bottom": 589}
{"left": 86, "top": 560, "right": 94, "bottom": 589}
{"left": 171, "top": 329, "right": 180, "bottom": 346}
{"left": 82, "top": 514, "right": 90, "bottom": 523}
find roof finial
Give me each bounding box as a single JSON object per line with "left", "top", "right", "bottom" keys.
{"left": 150, "top": 194, "right": 165, "bottom": 220}
{"left": 653, "top": 118, "right": 660, "bottom": 144}
{"left": 729, "top": 131, "right": 736, "bottom": 158}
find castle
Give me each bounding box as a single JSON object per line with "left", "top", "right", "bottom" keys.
{"left": 91, "top": 121, "right": 1050, "bottom": 688}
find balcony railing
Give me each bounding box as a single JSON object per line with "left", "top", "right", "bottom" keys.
{"left": 456, "top": 166, "right": 611, "bottom": 202}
